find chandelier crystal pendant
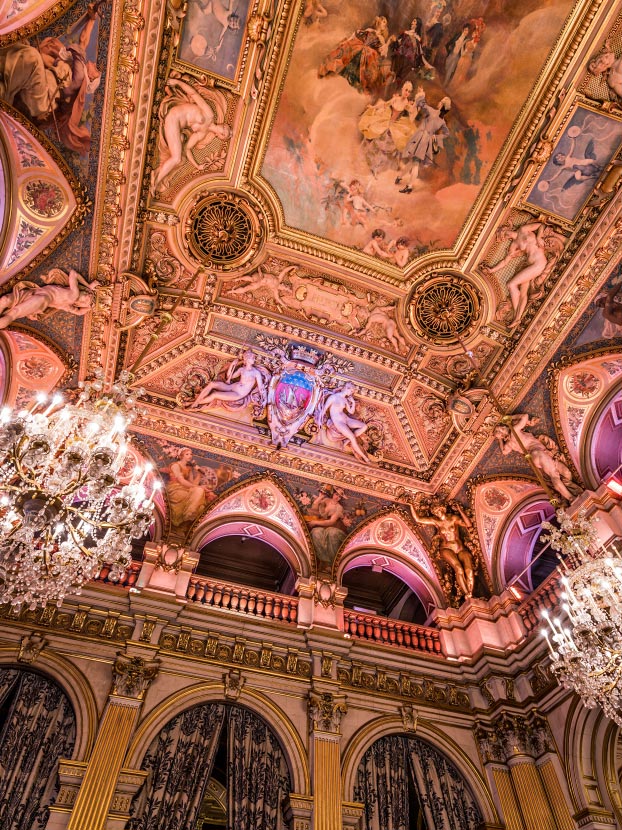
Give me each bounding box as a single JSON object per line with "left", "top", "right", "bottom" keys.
{"left": 0, "top": 370, "right": 160, "bottom": 611}
{"left": 540, "top": 510, "right": 622, "bottom": 726}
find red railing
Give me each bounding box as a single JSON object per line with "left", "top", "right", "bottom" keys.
{"left": 343, "top": 610, "right": 442, "bottom": 654}
{"left": 518, "top": 570, "right": 563, "bottom": 632}
{"left": 94, "top": 560, "right": 142, "bottom": 588}
{"left": 186, "top": 576, "right": 299, "bottom": 624}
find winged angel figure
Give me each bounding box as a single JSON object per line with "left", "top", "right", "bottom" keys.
{"left": 0, "top": 269, "right": 99, "bottom": 329}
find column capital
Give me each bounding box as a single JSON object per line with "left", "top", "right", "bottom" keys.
{"left": 308, "top": 688, "right": 347, "bottom": 735}
{"left": 111, "top": 650, "right": 160, "bottom": 700}
{"left": 474, "top": 711, "right": 554, "bottom": 763}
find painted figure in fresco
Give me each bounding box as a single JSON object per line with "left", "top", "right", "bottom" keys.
{"left": 362, "top": 229, "right": 393, "bottom": 258}
{"left": 461, "top": 121, "right": 482, "bottom": 185}
{"left": 482, "top": 221, "right": 561, "bottom": 330}
{"left": 0, "top": 268, "right": 99, "bottom": 329}
{"left": 302, "top": 0, "right": 328, "bottom": 26}
{"left": 595, "top": 281, "right": 622, "bottom": 327}
{"left": 359, "top": 81, "right": 416, "bottom": 175}
{"left": 390, "top": 18, "right": 434, "bottom": 86}
{"left": 588, "top": 41, "right": 622, "bottom": 99}
{"left": 151, "top": 77, "right": 230, "bottom": 193}
{"left": 226, "top": 264, "right": 296, "bottom": 310}
{"left": 316, "top": 382, "right": 369, "bottom": 463}
{"left": 398, "top": 89, "right": 451, "bottom": 192}
{"left": 188, "top": 350, "right": 267, "bottom": 411}
{"left": 341, "top": 179, "right": 377, "bottom": 226}
{"left": 548, "top": 135, "right": 603, "bottom": 191}
{"left": 0, "top": 2, "right": 103, "bottom": 153}
{"left": 357, "top": 303, "right": 406, "bottom": 352}
{"left": 318, "top": 16, "right": 393, "bottom": 97}
{"left": 444, "top": 23, "right": 471, "bottom": 86}
{"left": 494, "top": 414, "right": 580, "bottom": 502}
{"left": 190, "top": 0, "right": 241, "bottom": 63}
{"left": 166, "top": 448, "right": 214, "bottom": 533}
{"left": 305, "top": 484, "right": 347, "bottom": 566}
{"left": 410, "top": 500, "right": 475, "bottom": 599}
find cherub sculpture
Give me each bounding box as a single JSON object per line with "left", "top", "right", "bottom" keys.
{"left": 409, "top": 498, "right": 476, "bottom": 600}
{"left": 315, "top": 382, "right": 370, "bottom": 464}
{"left": 151, "top": 77, "right": 231, "bottom": 193}
{"left": 494, "top": 414, "right": 581, "bottom": 502}
{"left": 186, "top": 350, "right": 268, "bottom": 412}
{"left": 0, "top": 269, "right": 99, "bottom": 329}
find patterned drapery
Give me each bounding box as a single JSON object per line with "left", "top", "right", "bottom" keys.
{"left": 227, "top": 706, "right": 291, "bottom": 830}
{"left": 356, "top": 735, "right": 408, "bottom": 830}
{"left": 355, "top": 734, "right": 483, "bottom": 830}
{"left": 0, "top": 667, "right": 76, "bottom": 830}
{"left": 128, "top": 702, "right": 225, "bottom": 830}
{"left": 406, "top": 737, "right": 482, "bottom": 830}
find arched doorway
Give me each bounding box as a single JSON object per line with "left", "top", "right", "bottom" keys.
{"left": 355, "top": 733, "right": 483, "bottom": 830}
{"left": 0, "top": 667, "right": 76, "bottom": 830}
{"left": 128, "top": 702, "right": 291, "bottom": 830}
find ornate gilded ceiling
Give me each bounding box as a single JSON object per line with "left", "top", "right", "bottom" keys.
{"left": 1, "top": 0, "right": 622, "bottom": 554}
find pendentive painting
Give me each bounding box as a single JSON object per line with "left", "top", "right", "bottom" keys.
{"left": 261, "top": 0, "right": 575, "bottom": 263}
{"left": 178, "top": 0, "right": 252, "bottom": 81}
{"left": 526, "top": 106, "right": 622, "bottom": 222}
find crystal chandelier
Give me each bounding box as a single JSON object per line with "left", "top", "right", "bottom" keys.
{"left": 540, "top": 509, "right": 622, "bottom": 725}
{"left": 0, "top": 370, "right": 160, "bottom": 610}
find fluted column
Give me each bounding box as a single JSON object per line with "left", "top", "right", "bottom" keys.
{"left": 65, "top": 647, "right": 160, "bottom": 830}
{"left": 507, "top": 754, "right": 557, "bottom": 830}
{"left": 308, "top": 687, "right": 347, "bottom": 830}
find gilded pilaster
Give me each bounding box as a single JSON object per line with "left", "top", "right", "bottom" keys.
{"left": 308, "top": 688, "right": 347, "bottom": 830}
{"left": 66, "top": 648, "right": 160, "bottom": 830}
{"left": 537, "top": 757, "right": 576, "bottom": 830}
{"left": 490, "top": 766, "right": 524, "bottom": 830}
{"left": 507, "top": 755, "right": 557, "bottom": 830}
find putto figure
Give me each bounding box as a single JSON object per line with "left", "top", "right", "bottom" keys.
{"left": 0, "top": 268, "right": 99, "bottom": 329}
{"left": 494, "top": 414, "right": 580, "bottom": 502}
{"left": 409, "top": 499, "right": 475, "bottom": 600}
{"left": 187, "top": 350, "right": 267, "bottom": 411}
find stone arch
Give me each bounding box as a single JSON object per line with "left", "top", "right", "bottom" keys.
{"left": 562, "top": 697, "right": 621, "bottom": 823}
{"left": 492, "top": 491, "right": 555, "bottom": 594}
{"left": 552, "top": 349, "right": 622, "bottom": 487}
{"left": 341, "top": 714, "right": 499, "bottom": 825}
{"left": 0, "top": 648, "right": 98, "bottom": 760}
{"left": 335, "top": 548, "right": 445, "bottom": 618}
{"left": 125, "top": 681, "right": 310, "bottom": 797}
{"left": 189, "top": 476, "right": 313, "bottom": 579}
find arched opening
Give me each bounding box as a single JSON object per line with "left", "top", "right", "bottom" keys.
{"left": 129, "top": 701, "right": 292, "bottom": 830}
{"left": 342, "top": 566, "right": 430, "bottom": 625}
{"left": 498, "top": 498, "right": 556, "bottom": 594}
{"left": 589, "top": 388, "right": 622, "bottom": 487}
{"left": 0, "top": 666, "right": 76, "bottom": 829}
{"left": 355, "top": 732, "right": 483, "bottom": 829}
{"left": 198, "top": 535, "right": 297, "bottom": 595}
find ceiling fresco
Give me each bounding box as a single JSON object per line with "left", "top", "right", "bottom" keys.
{"left": 1, "top": 0, "right": 622, "bottom": 606}
{"left": 260, "top": 0, "right": 576, "bottom": 260}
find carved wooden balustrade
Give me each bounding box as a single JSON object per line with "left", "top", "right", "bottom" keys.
{"left": 343, "top": 609, "right": 443, "bottom": 654}
{"left": 518, "top": 570, "right": 562, "bottom": 632}
{"left": 186, "top": 576, "right": 299, "bottom": 624}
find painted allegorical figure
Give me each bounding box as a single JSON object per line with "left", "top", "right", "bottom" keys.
{"left": 165, "top": 448, "right": 216, "bottom": 533}
{"left": 303, "top": 483, "right": 348, "bottom": 567}
{"left": 0, "top": 2, "right": 103, "bottom": 153}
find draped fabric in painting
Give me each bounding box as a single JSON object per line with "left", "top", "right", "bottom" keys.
{"left": 0, "top": 667, "right": 76, "bottom": 830}
{"left": 355, "top": 734, "right": 483, "bottom": 830}
{"left": 227, "top": 706, "right": 291, "bottom": 830}
{"left": 128, "top": 702, "right": 225, "bottom": 830}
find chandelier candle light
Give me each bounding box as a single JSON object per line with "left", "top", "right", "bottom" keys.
{"left": 540, "top": 509, "right": 622, "bottom": 725}
{"left": 0, "top": 370, "right": 160, "bottom": 610}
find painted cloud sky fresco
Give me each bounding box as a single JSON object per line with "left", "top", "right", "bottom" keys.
{"left": 262, "top": 0, "right": 575, "bottom": 262}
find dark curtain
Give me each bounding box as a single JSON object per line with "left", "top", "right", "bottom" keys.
{"left": 0, "top": 667, "right": 76, "bottom": 830}
{"left": 356, "top": 734, "right": 483, "bottom": 830}
{"left": 227, "top": 705, "right": 291, "bottom": 830}
{"left": 406, "top": 737, "right": 482, "bottom": 830}
{"left": 355, "top": 735, "right": 408, "bottom": 830}
{"left": 128, "top": 702, "right": 225, "bottom": 830}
